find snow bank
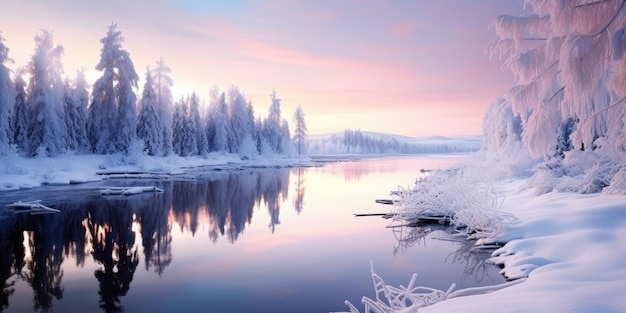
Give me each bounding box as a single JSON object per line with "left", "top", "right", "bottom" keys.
{"left": 421, "top": 180, "right": 626, "bottom": 312}
{"left": 0, "top": 152, "right": 315, "bottom": 191}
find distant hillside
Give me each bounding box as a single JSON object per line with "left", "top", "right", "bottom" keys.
{"left": 307, "top": 129, "right": 482, "bottom": 155}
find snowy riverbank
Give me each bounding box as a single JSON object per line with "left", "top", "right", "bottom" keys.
{"left": 0, "top": 152, "right": 315, "bottom": 191}
{"left": 343, "top": 169, "right": 626, "bottom": 312}
{"left": 420, "top": 178, "right": 626, "bottom": 312}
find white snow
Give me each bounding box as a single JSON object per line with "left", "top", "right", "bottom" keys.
{"left": 421, "top": 179, "right": 626, "bottom": 312}
{"left": 99, "top": 186, "right": 164, "bottom": 195}
{"left": 0, "top": 152, "right": 315, "bottom": 192}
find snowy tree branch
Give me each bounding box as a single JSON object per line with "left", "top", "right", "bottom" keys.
{"left": 588, "top": 0, "right": 626, "bottom": 37}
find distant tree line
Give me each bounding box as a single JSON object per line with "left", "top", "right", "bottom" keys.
{"left": 0, "top": 24, "right": 308, "bottom": 158}
{"left": 308, "top": 129, "right": 479, "bottom": 155}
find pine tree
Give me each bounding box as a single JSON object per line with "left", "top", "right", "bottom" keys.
{"left": 227, "top": 86, "right": 254, "bottom": 153}
{"left": 0, "top": 31, "right": 15, "bottom": 155}
{"left": 280, "top": 118, "right": 291, "bottom": 156}
{"left": 172, "top": 98, "right": 184, "bottom": 155}
{"left": 204, "top": 85, "right": 218, "bottom": 152}
{"left": 137, "top": 68, "right": 163, "bottom": 156}
{"left": 63, "top": 70, "right": 90, "bottom": 152}
{"left": 211, "top": 91, "right": 230, "bottom": 153}
{"left": 26, "top": 29, "right": 68, "bottom": 157}
{"left": 13, "top": 69, "right": 29, "bottom": 152}
{"left": 292, "top": 105, "right": 307, "bottom": 156}
{"left": 188, "top": 93, "right": 207, "bottom": 155}
{"left": 89, "top": 24, "right": 139, "bottom": 154}
{"left": 152, "top": 58, "right": 174, "bottom": 155}
{"left": 263, "top": 90, "right": 284, "bottom": 153}
{"left": 179, "top": 97, "right": 197, "bottom": 156}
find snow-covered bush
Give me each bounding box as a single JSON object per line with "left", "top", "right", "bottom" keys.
{"left": 391, "top": 165, "right": 515, "bottom": 242}
{"left": 521, "top": 137, "right": 626, "bottom": 195}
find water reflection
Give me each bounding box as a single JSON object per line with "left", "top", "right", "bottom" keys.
{"left": 0, "top": 156, "right": 501, "bottom": 313}
{"left": 0, "top": 168, "right": 292, "bottom": 312}
{"left": 293, "top": 168, "right": 306, "bottom": 214}
{"left": 392, "top": 224, "right": 499, "bottom": 286}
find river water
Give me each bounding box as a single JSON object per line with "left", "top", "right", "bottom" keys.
{"left": 0, "top": 155, "right": 503, "bottom": 313}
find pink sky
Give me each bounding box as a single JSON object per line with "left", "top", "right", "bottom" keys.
{"left": 0, "top": 0, "right": 525, "bottom": 136}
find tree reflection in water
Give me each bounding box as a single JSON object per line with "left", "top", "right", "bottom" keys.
{"left": 22, "top": 215, "right": 65, "bottom": 313}
{"left": 0, "top": 219, "right": 17, "bottom": 312}
{"left": 169, "top": 169, "right": 290, "bottom": 238}
{"left": 292, "top": 167, "right": 306, "bottom": 214}
{"left": 136, "top": 185, "right": 172, "bottom": 276}
{"left": 0, "top": 166, "right": 295, "bottom": 312}
{"left": 392, "top": 224, "right": 502, "bottom": 286}
{"left": 88, "top": 198, "right": 139, "bottom": 313}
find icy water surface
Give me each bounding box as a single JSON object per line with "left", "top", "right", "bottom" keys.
{"left": 0, "top": 155, "right": 504, "bottom": 313}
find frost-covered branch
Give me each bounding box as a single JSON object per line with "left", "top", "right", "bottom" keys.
{"left": 587, "top": 0, "right": 626, "bottom": 37}
{"left": 339, "top": 263, "right": 525, "bottom": 313}
{"left": 391, "top": 166, "right": 515, "bottom": 242}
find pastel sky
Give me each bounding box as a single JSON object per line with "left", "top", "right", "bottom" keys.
{"left": 0, "top": 0, "right": 525, "bottom": 136}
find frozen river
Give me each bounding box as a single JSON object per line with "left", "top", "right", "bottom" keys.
{"left": 0, "top": 155, "right": 504, "bottom": 313}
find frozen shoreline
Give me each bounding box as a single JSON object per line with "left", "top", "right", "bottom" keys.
{"left": 418, "top": 178, "right": 626, "bottom": 312}
{"left": 0, "top": 152, "right": 317, "bottom": 192}
{"left": 347, "top": 175, "right": 626, "bottom": 313}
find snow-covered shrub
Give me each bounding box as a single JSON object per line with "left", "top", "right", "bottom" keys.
{"left": 391, "top": 165, "right": 515, "bottom": 241}
{"left": 521, "top": 137, "right": 626, "bottom": 194}
{"left": 603, "top": 167, "right": 626, "bottom": 195}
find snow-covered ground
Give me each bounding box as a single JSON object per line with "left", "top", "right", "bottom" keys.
{"left": 0, "top": 152, "right": 315, "bottom": 191}
{"left": 420, "top": 179, "right": 626, "bottom": 312}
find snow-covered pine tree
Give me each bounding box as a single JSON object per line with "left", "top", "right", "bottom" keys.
{"left": 26, "top": 29, "right": 68, "bottom": 157}
{"left": 179, "top": 97, "right": 197, "bottom": 156}
{"left": 239, "top": 99, "right": 259, "bottom": 157}
{"left": 89, "top": 24, "right": 139, "bottom": 154}
{"left": 63, "top": 70, "right": 90, "bottom": 152}
{"left": 188, "top": 93, "right": 207, "bottom": 155}
{"left": 152, "top": 58, "right": 174, "bottom": 155}
{"left": 246, "top": 101, "right": 257, "bottom": 143}
{"left": 255, "top": 115, "right": 266, "bottom": 154}
{"left": 137, "top": 68, "right": 163, "bottom": 156}
{"left": 12, "top": 69, "right": 29, "bottom": 152}
{"left": 172, "top": 98, "right": 184, "bottom": 155}
{"left": 227, "top": 86, "right": 255, "bottom": 154}
{"left": 263, "top": 90, "right": 283, "bottom": 153}
{"left": 280, "top": 118, "right": 291, "bottom": 156}
{"left": 211, "top": 91, "right": 231, "bottom": 153}
{"left": 292, "top": 105, "right": 307, "bottom": 156}
{"left": 489, "top": 1, "right": 626, "bottom": 158}
{"left": 205, "top": 86, "right": 218, "bottom": 152}
{"left": 0, "top": 31, "right": 16, "bottom": 155}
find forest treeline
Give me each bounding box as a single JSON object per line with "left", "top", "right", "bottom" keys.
{"left": 308, "top": 129, "right": 480, "bottom": 155}
{"left": 0, "top": 24, "right": 308, "bottom": 158}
